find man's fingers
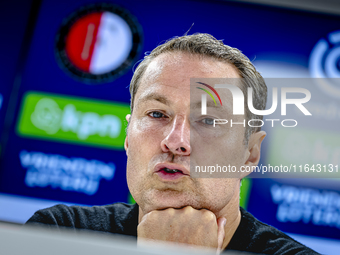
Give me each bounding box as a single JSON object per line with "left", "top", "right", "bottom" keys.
{"left": 216, "top": 217, "right": 227, "bottom": 253}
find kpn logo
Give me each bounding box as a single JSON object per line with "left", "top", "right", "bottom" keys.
{"left": 17, "top": 92, "right": 130, "bottom": 149}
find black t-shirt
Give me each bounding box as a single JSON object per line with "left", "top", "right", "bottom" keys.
{"left": 26, "top": 203, "right": 319, "bottom": 254}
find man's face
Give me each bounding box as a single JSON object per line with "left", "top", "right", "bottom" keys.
{"left": 125, "top": 52, "right": 251, "bottom": 218}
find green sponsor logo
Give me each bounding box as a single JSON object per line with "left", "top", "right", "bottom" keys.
{"left": 17, "top": 92, "right": 130, "bottom": 149}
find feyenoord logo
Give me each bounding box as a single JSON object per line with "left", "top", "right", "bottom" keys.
{"left": 55, "top": 3, "right": 143, "bottom": 83}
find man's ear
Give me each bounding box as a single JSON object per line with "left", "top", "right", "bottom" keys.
{"left": 241, "top": 130, "right": 266, "bottom": 179}
{"left": 124, "top": 114, "right": 131, "bottom": 156}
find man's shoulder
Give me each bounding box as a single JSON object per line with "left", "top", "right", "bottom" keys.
{"left": 228, "top": 207, "right": 319, "bottom": 254}
{"left": 25, "top": 202, "right": 139, "bottom": 236}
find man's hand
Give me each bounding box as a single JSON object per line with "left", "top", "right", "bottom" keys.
{"left": 137, "top": 206, "right": 227, "bottom": 251}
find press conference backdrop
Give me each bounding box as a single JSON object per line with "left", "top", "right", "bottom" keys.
{"left": 0, "top": 0, "right": 339, "bottom": 254}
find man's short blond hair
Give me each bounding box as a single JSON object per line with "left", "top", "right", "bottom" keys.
{"left": 129, "top": 33, "right": 267, "bottom": 143}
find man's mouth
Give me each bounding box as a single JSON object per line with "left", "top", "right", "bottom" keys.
{"left": 160, "top": 168, "right": 184, "bottom": 174}
{"left": 154, "top": 164, "right": 190, "bottom": 181}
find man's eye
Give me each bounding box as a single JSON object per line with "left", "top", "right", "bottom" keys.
{"left": 149, "top": 111, "right": 167, "bottom": 118}
{"left": 201, "top": 118, "right": 214, "bottom": 125}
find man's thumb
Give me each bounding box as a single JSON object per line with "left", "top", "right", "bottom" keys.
{"left": 217, "top": 217, "right": 227, "bottom": 253}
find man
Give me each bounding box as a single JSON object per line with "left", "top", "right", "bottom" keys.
{"left": 27, "top": 33, "right": 318, "bottom": 254}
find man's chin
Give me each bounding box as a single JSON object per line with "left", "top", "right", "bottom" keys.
{"left": 140, "top": 189, "right": 200, "bottom": 213}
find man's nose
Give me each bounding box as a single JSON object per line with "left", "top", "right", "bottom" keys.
{"left": 161, "top": 115, "right": 191, "bottom": 156}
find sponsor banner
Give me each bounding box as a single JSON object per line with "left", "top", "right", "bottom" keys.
{"left": 248, "top": 179, "right": 340, "bottom": 239}
{"left": 271, "top": 184, "right": 340, "bottom": 230}
{"left": 17, "top": 92, "right": 130, "bottom": 149}
{"left": 19, "top": 150, "right": 115, "bottom": 195}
